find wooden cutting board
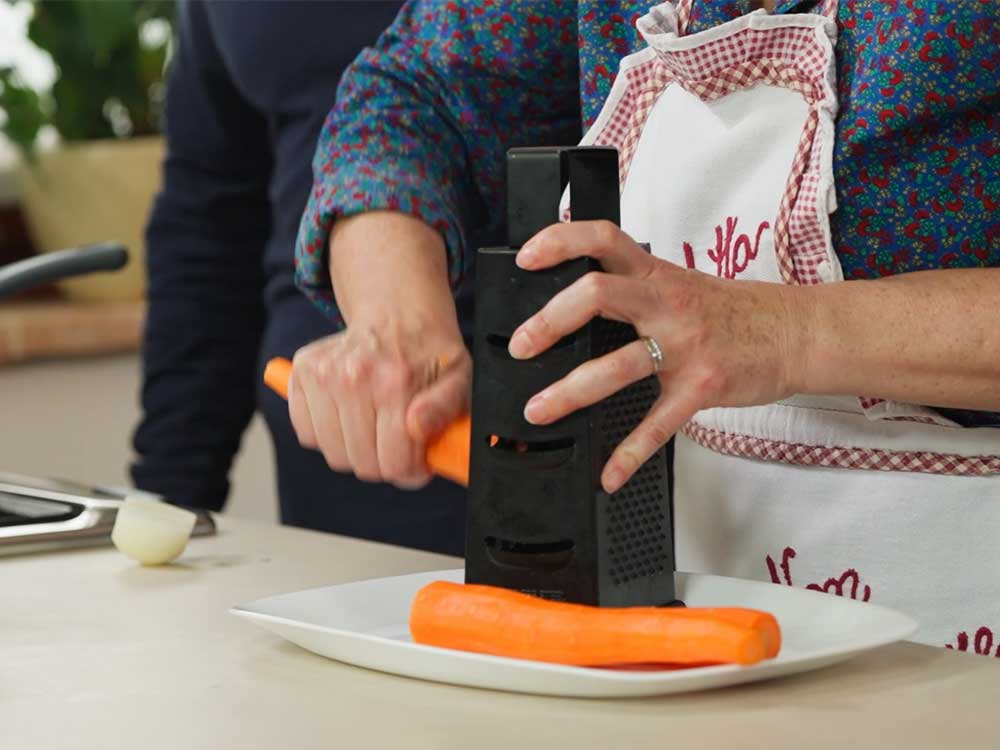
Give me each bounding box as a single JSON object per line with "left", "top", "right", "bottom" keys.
{"left": 0, "top": 299, "right": 144, "bottom": 365}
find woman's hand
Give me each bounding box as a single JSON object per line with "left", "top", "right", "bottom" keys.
{"left": 289, "top": 318, "right": 470, "bottom": 488}
{"left": 508, "top": 221, "right": 807, "bottom": 493}
{"left": 287, "top": 210, "right": 470, "bottom": 489}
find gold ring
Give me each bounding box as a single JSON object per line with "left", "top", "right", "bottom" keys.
{"left": 641, "top": 336, "right": 664, "bottom": 374}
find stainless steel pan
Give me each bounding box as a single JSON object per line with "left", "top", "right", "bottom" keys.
{"left": 1, "top": 243, "right": 216, "bottom": 554}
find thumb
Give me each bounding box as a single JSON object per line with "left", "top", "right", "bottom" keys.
{"left": 406, "top": 353, "right": 471, "bottom": 443}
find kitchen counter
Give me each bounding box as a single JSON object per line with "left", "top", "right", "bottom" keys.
{"left": 5, "top": 516, "right": 999, "bottom": 749}
{"left": 0, "top": 353, "right": 278, "bottom": 523}
{"left": 0, "top": 298, "right": 144, "bottom": 365}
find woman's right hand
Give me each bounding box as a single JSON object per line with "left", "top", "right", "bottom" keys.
{"left": 288, "top": 318, "right": 470, "bottom": 488}
{"left": 287, "top": 210, "right": 469, "bottom": 489}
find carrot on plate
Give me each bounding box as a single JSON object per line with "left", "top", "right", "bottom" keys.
{"left": 410, "top": 581, "right": 780, "bottom": 667}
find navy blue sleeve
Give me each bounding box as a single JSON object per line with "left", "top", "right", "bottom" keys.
{"left": 131, "top": 0, "right": 271, "bottom": 510}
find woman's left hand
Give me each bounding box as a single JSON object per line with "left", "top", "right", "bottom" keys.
{"left": 509, "top": 221, "right": 808, "bottom": 493}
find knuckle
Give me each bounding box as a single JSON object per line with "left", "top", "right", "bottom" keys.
{"left": 637, "top": 252, "right": 659, "bottom": 281}
{"left": 644, "top": 421, "right": 673, "bottom": 450}
{"left": 315, "top": 358, "right": 339, "bottom": 391}
{"left": 535, "top": 224, "right": 559, "bottom": 247}
{"left": 291, "top": 347, "right": 317, "bottom": 380}
{"left": 682, "top": 316, "right": 711, "bottom": 351}
{"left": 667, "top": 277, "right": 701, "bottom": 316}
{"left": 549, "top": 381, "right": 577, "bottom": 414}
{"left": 320, "top": 448, "right": 348, "bottom": 473}
{"left": 604, "top": 352, "right": 631, "bottom": 383}
{"left": 295, "top": 334, "right": 337, "bottom": 367}
{"left": 582, "top": 271, "right": 607, "bottom": 302}
{"left": 378, "top": 445, "right": 413, "bottom": 483}
{"left": 291, "top": 420, "right": 317, "bottom": 449}
{"left": 382, "top": 359, "right": 416, "bottom": 393}
{"left": 386, "top": 463, "right": 420, "bottom": 487}
{"left": 354, "top": 466, "right": 383, "bottom": 483}
{"left": 616, "top": 445, "right": 642, "bottom": 474}
{"left": 530, "top": 311, "right": 554, "bottom": 341}
{"left": 593, "top": 220, "right": 619, "bottom": 249}
{"left": 695, "top": 363, "right": 728, "bottom": 402}
{"left": 341, "top": 351, "right": 371, "bottom": 389}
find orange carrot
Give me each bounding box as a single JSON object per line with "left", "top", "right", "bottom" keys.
{"left": 695, "top": 608, "right": 781, "bottom": 659}
{"left": 263, "top": 357, "right": 471, "bottom": 486}
{"left": 410, "top": 581, "right": 780, "bottom": 667}
{"left": 263, "top": 357, "right": 293, "bottom": 399}
{"left": 424, "top": 414, "right": 472, "bottom": 486}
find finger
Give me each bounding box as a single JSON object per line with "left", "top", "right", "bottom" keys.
{"left": 293, "top": 354, "right": 351, "bottom": 471}
{"left": 336, "top": 352, "right": 382, "bottom": 483}
{"left": 341, "top": 397, "right": 381, "bottom": 482}
{"left": 373, "top": 360, "right": 430, "bottom": 487}
{"left": 287, "top": 368, "right": 319, "bottom": 450}
{"left": 509, "top": 272, "right": 651, "bottom": 359}
{"left": 406, "top": 354, "right": 471, "bottom": 445}
{"left": 524, "top": 339, "right": 659, "bottom": 425}
{"left": 601, "top": 387, "right": 700, "bottom": 494}
{"left": 516, "top": 220, "right": 657, "bottom": 277}
{"left": 377, "top": 405, "right": 430, "bottom": 488}
{"left": 308, "top": 387, "right": 350, "bottom": 472}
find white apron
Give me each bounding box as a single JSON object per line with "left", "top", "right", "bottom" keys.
{"left": 573, "top": 0, "right": 1000, "bottom": 652}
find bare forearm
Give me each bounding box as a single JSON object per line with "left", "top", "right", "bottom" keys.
{"left": 329, "top": 210, "right": 459, "bottom": 335}
{"left": 793, "top": 269, "right": 1000, "bottom": 410}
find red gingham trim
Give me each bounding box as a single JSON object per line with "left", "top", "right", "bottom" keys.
{"left": 677, "top": 0, "right": 838, "bottom": 35}
{"left": 773, "top": 109, "right": 818, "bottom": 284}
{"left": 677, "top": 0, "right": 839, "bottom": 32}
{"left": 675, "top": 0, "right": 693, "bottom": 36}
{"left": 593, "top": 19, "right": 835, "bottom": 283}
{"left": 683, "top": 421, "right": 1000, "bottom": 477}
{"left": 854, "top": 395, "right": 957, "bottom": 425}
{"left": 593, "top": 57, "right": 674, "bottom": 187}
{"left": 657, "top": 26, "right": 827, "bottom": 83}
{"left": 858, "top": 397, "right": 886, "bottom": 409}
{"left": 820, "top": 0, "right": 840, "bottom": 20}
{"left": 679, "top": 57, "right": 815, "bottom": 102}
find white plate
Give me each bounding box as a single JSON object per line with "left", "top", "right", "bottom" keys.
{"left": 231, "top": 569, "right": 917, "bottom": 698}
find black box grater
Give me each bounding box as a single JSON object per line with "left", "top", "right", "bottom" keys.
{"left": 464, "top": 146, "right": 678, "bottom": 607}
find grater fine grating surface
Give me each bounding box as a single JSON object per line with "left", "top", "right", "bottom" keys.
{"left": 594, "top": 319, "right": 672, "bottom": 586}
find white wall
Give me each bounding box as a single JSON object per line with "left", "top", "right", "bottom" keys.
{"left": 0, "top": 353, "right": 279, "bottom": 522}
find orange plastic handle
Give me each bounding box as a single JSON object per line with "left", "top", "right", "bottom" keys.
{"left": 264, "top": 357, "right": 470, "bottom": 487}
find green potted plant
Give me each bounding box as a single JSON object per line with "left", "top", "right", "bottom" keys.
{"left": 0, "top": 0, "right": 173, "bottom": 302}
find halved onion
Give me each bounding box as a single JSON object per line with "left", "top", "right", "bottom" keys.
{"left": 111, "top": 496, "right": 197, "bottom": 565}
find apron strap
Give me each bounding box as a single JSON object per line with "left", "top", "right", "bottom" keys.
{"left": 816, "top": 0, "right": 839, "bottom": 20}
{"left": 674, "top": 0, "right": 694, "bottom": 37}
{"left": 675, "top": 0, "right": 838, "bottom": 37}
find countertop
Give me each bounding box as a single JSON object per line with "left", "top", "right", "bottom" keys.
{"left": 5, "top": 517, "right": 999, "bottom": 750}
{"left": 0, "top": 298, "right": 144, "bottom": 365}
{"left": 0, "top": 353, "right": 278, "bottom": 523}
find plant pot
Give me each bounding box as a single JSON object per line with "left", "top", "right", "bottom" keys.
{"left": 17, "top": 136, "right": 164, "bottom": 302}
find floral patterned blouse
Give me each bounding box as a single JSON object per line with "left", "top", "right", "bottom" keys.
{"left": 295, "top": 0, "right": 999, "bottom": 335}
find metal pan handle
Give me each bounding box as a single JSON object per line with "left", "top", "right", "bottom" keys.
{"left": 0, "top": 242, "right": 128, "bottom": 301}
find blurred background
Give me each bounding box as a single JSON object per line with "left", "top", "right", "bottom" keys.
{"left": 0, "top": 0, "right": 276, "bottom": 521}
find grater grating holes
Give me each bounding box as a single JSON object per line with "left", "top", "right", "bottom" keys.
{"left": 595, "top": 319, "right": 671, "bottom": 586}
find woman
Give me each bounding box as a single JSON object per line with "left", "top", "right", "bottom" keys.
{"left": 289, "top": 0, "right": 1000, "bottom": 652}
